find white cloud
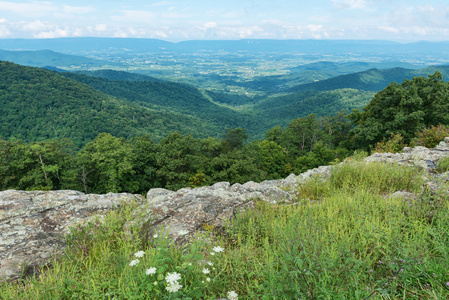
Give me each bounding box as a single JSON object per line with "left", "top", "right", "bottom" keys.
{"left": 305, "top": 24, "right": 323, "bottom": 32}
{"left": 0, "top": 18, "right": 11, "bottom": 37}
{"left": 114, "top": 30, "right": 128, "bottom": 38}
{"left": 34, "top": 28, "right": 69, "bottom": 38}
{"left": 95, "top": 24, "right": 108, "bottom": 32}
{"left": 378, "top": 25, "right": 400, "bottom": 33}
{"left": 0, "top": 1, "right": 56, "bottom": 17}
{"left": 62, "top": 5, "right": 94, "bottom": 14}
{"left": 203, "top": 22, "right": 217, "bottom": 29}
{"left": 112, "top": 10, "right": 155, "bottom": 24}
{"left": 332, "top": 0, "right": 368, "bottom": 10}
{"left": 21, "top": 20, "right": 48, "bottom": 32}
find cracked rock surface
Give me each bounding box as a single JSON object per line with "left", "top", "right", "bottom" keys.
{"left": 0, "top": 190, "right": 143, "bottom": 280}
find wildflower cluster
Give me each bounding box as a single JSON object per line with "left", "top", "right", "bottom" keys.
{"left": 165, "top": 272, "right": 183, "bottom": 293}
{"left": 125, "top": 242, "right": 235, "bottom": 298}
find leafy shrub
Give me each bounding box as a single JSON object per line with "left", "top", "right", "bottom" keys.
{"left": 436, "top": 155, "right": 449, "bottom": 173}
{"left": 411, "top": 124, "right": 449, "bottom": 148}
{"left": 374, "top": 133, "right": 407, "bottom": 153}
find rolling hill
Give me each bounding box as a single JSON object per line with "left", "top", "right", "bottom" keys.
{"left": 4, "top": 60, "right": 446, "bottom": 146}
{"left": 289, "top": 66, "right": 449, "bottom": 93}
{"left": 252, "top": 89, "right": 375, "bottom": 127}
{"left": 0, "top": 61, "right": 243, "bottom": 146}
{"left": 0, "top": 49, "right": 111, "bottom": 68}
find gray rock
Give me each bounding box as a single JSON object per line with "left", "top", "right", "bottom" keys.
{"left": 0, "top": 190, "right": 143, "bottom": 281}
{"left": 364, "top": 141, "right": 449, "bottom": 172}
{"left": 142, "top": 180, "right": 294, "bottom": 244}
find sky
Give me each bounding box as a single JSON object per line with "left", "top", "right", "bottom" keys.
{"left": 1, "top": 0, "right": 449, "bottom": 41}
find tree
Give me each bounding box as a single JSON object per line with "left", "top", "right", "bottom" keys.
{"left": 257, "top": 140, "right": 288, "bottom": 179}
{"left": 281, "top": 114, "right": 323, "bottom": 157}
{"left": 155, "top": 132, "right": 202, "bottom": 190}
{"left": 351, "top": 71, "right": 449, "bottom": 149}
{"left": 221, "top": 128, "right": 248, "bottom": 151}
{"left": 0, "top": 139, "right": 77, "bottom": 191}
{"left": 77, "top": 133, "right": 137, "bottom": 193}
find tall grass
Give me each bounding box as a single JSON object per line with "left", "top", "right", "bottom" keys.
{"left": 1, "top": 161, "right": 448, "bottom": 299}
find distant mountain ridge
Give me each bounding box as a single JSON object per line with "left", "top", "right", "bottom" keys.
{"left": 1, "top": 38, "right": 449, "bottom": 55}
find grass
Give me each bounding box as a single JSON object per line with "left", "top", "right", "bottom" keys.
{"left": 1, "top": 159, "right": 449, "bottom": 299}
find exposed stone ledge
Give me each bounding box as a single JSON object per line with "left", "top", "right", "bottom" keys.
{"left": 0, "top": 190, "right": 143, "bottom": 280}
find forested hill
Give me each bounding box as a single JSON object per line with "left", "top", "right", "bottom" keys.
{"left": 58, "top": 71, "right": 262, "bottom": 133}
{"left": 0, "top": 61, "right": 241, "bottom": 146}
{"left": 290, "top": 66, "right": 449, "bottom": 92}
{"left": 0, "top": 49, "right": 109, "bottom": 68}
{"left": 75, "top": 70, "right": 161, "bottom": 82}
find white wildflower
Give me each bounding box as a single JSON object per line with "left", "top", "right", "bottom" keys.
{"left": 165, "top": 272, "right": 182, "bottom": 284}
{"left": 166, "top": 282, "right": 183, "bottom": 293}
{"left": 210, "top": 252, "right": 215, "bottom": 256}
{"left": 227, "top": 290, "right": 238, "bottom": 300}
{"left": 146, "top": 267, "right": 157, "bottom": 275}
{"left": 213, "top": 246, "right": 224, "bottom": 253}
{"left": 207, "top": 261, "right": 213, "bottom": 266}
{"left": 153, "top": 234, "right": 158, "bottom": 238}
{"left": 154, "top": 281, "right": 158, "bottom": 285}
{"left": 206, "top": 277, "right": 211, "bottom": 282}
{"left": 134, "top": 251, "right": 145, "bottom": 258}
{"left": 129, "top": 259, "right": 139, "bottom": 266}
{"left": 202, "top": 268, "right": 210, "bottom": 274}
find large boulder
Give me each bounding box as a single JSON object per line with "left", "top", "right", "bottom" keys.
{"left": 141, "top": 181, "right": 294, "bottom": 243}
{"left": 0, "top": 190, "right": 143, "bottom": 281}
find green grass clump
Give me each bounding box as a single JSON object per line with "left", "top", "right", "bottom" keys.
{"left": 1, "top": 161, "right": 449, "bottom": 299}
{"left": 436, "top": 155, "right": 449, "bottom": 173}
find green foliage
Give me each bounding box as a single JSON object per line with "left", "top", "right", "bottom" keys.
{"left": 0, "top": 139, "right": 77, "bottom": 191}
{"left": 155, "top": 132, "right": 202, "bottom": 191}
{"left": 221, "top": 127, "right": 248, "bottom": 151}
{"left": 411, "top": 124, "right": 449, "bottom": 148}
{"left": 329, "top": 160, "right": 425, "bottom": 195}
{"left": 60, "top": 71, "right": 267, "bottom": 140}
{"left": 436, "top": 155, "right": 449, "bottom": 173}
{"left": 77, "top": 133, "right": 138, "bottom": 193}
{"left": 374, "top": 133, "right": 407, "bottom": 153}
{"left": 351, "top": 71, "right": 449, "bottom": 149}
{"left": 257, "top": 140, "right": 289, "bottom": 178}
{"left": 253, "top": 89, "right": 374, "bottom": 127}
{"left": 295, "top": 141, "right": 339, "bottom": 174}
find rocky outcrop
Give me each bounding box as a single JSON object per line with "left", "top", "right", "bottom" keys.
{"left": 141, "top": 181, "right": 294, "bottom": 243}
{"left": 0, "top": 190, "right": 143, "bottom": 281}
{"left": 365, "top": 137, "right": 449, "bottom": 171}
{"left": 1, "top": 138, "right": 449, "bottom": 281}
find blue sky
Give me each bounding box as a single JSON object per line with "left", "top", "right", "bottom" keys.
{"left": 0, "top": 0, "right": 449, "bottom": 41}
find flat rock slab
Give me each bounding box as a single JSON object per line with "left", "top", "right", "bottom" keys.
{"left": 0, "top": 190, "right": 143, "bottom": 280}
{"left": 144, "top": 181, "right": 294, "bottom": 243}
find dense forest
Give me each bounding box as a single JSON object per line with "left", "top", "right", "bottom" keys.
{"left": 1, "top": 60, "right": 449, "bottom": 194}
{"left": 0, "top": 61, "right": 378, "bottom": 145}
